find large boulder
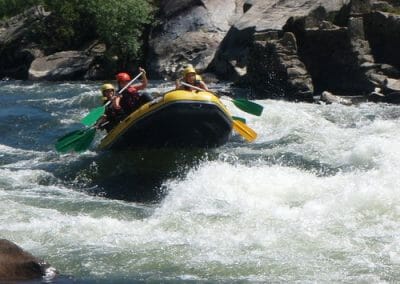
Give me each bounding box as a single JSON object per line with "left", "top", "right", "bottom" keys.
{"left": 211, "top": 0, "right": 352, "bottom": 81}
{"left": 0, "top": 239, "right": 57, "bottom": 281}
{"left": 281, "top": 10, "right": 378, "bottom": 95}
{"left": 0, "top": 6, "right": 49, "bottom": 79}
{"left": 147, "top": 0, "right": 246, "bottom": 79}
{"left": 29, "top": 50, "right": 95, "bottom": 81}
{"left": 248, "top": 32, "right": 314, "bottom": 101}
{"left": 364, "top": 11, "right": 400, "bottom": 71}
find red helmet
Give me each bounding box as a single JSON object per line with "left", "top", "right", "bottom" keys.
{"left": 116, "top": 72, "right": 131, "bottom": 82}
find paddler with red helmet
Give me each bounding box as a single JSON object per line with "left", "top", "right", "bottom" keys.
{"left": 115, "top": 67, "right": 150, "bottom": 115}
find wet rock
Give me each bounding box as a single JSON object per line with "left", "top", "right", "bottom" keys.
{"left": 212, "top": 0, "right": 349, "bottom": 82}
{"left": 367, "top": 87, "right": 385, "bottom": 102}
{"left": 247, "top": 32, "right": 314, "bottom": 101}
{"left": 0, "top": 6, "right": 49, "bottom": 79}
{"left": 29, "top": 50, "right": 94, "bottom": 81}
{"left": 0, "top": 239, "right": 57, "bottom": 281}
{"left": 147, "top": 0, "right": 245, "bottom": 79}
{"left": 364, "top": 11, "right": 400, "bottom": 70}
{"left": 385, "top": 91, "right": 400, "bottom": 104}
{"left": 385, "top": 78, "right": 400, "bottom": 92}
{"left": 349, "top": 0, "right": 372, "bottom": 16}
{"left": 320, "top": 91, "right": 352, "bottom": 105}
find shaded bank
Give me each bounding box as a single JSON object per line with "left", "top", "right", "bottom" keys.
{"left": 1, "top": 0, "right": 400, "bottom": 103}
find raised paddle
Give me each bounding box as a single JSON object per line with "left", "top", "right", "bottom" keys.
{"left": 180, "top": 81, "right": 264, "bottom": 116}
{"left": 81, "top": 72, "right": 144, "bottom": 126}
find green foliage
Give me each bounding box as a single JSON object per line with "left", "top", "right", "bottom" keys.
{"left": 387, "top": 0, "right": 400, "bottom": 6}
{"left": 0, "top": 0, "right": 43, "bottom": 19}
{"left": 379, "top": 1, "right": 400, "bottom": 14}
{"left": 87, "top": 0, "right": 154, "bottom": 66}
{"left": 33, "top": 0, "right": 97, "bottom": 51}
{"left": 2, "top": 0, "right": 155, "bottom": 68}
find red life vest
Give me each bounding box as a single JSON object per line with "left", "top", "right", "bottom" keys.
{"left": 119, "top": 86, "right": 141, "bottom": 114}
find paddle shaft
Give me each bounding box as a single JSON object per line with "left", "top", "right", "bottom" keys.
{"left": 117, "top": 72, "right": 143, "bottom": 94}
{"left": 180, "top": 82, "right": 231, "bottom": 101}
{"left": 180, "top": 81, "right": 207, "bottom": 92}
{"left": 104, "top": 72, "right": 144, "bottom": 105}
{"left": 181, "top": 82, "right": 233, "bottom": 101}
{"left": 105, "top": 71, "right": 144, "bottom": 108}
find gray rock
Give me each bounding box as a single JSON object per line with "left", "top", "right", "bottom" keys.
{"left": 0, "top": 6, "right": 49, "bottom": 45}
{"left": 321, "top": 91, "right": 353, "bottom": 105}
{"left": 364, "top": 11, "right": 400, "bottom": 71}
{"left": 379, "top": 64, "right": 400, "bottom": 78}
{"left": 349, "top": 0, "right": 372, "bottom": 16}
{"left": 385, "top": 78, "right": 400, "bottom": 92}
{"left": 148, "top": 0, "right": 244, "bottom": 79}
{"left": 372, "top": 1, "right": 393, "bottom": 11}
{"left": 0, "top": 6, "right": 48, "bottom": 79}
{"left": 247, "top": 32, "right": 314, "bottom": 101}
{"left": 29, "top": 51, "right": 94, "bottom": 80}
{"left": 385, "top": 91, "right": 400, "bottom": 103}
{"left": 212, "top": 0, "right": 351, "bottom": 81}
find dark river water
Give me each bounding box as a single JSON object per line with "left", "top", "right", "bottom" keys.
{"left": 1, "top": 80, "right": 400, "bottom": 283}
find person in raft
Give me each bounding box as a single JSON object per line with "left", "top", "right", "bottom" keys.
{"left": 114, "top": 67, "right": 152, "bottom": 116}
{"left": 96, "top": 83, "right": 124, "bottom": 132}
{"left": 175, "top": 65, "right": 208, "bottom": 91}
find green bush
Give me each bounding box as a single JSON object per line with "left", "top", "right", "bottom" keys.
{"left": 378, "top": 0, "right": 400, "bottom": 14}
{"left": 88, "top": 0, "right": 154, "bottom": 66}
{"left": 0, "top": 0, "right": 43, "bottom": 19}
{"left": 32, "top": 0, "right": 97, "bottom": 51}
{"left": 2, "top": 0, "right": 155, "bottom": 68}
{"left": 387, "top": 0, "right": 400, "bottom": 7}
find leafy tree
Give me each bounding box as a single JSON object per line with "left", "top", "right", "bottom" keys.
{"left": 34, "top": 0, "right": 97, "bottom": 51}
{"left": 31, "top": 0, "right": 154, "bottom": 68}
{"left": 0, "top": 0, "right": 43, "bottom": 19}
{"left": 88, "top": 0, "right": 154, "bottom": 67}
{"left": 1, "top": 0, "right": 155, "bottom": 71}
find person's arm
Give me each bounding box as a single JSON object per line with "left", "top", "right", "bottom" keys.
{"left": 95, "top": 115, "right": 107, "bottom": 129}
{"left": 112, "top": 96, "right": 121, "bottom": 110}
{"left": 140, "top": 67, "right": 148, "bottom": 88}
{"left": 199, "top": 80, "right": 208, "bottom": 91}
{"left": 175, "top": 77, "right": 182, "bottom": 90}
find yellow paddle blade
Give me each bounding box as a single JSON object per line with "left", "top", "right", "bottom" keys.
{"left": 232, "top": 119, "right": 257, "bottom": 142}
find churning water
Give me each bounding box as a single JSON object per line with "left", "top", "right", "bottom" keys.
{"left": 1, "top": 80, "right": 400, "bottom": 283}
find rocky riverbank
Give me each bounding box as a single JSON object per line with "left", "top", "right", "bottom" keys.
{"left": 1, "top": 0, "right": 400, "bottom": 103}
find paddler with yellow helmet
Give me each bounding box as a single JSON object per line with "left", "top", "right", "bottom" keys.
{"left": 100, "top": 83, "right": 116, "bottom": 103}
{"left": 96, "top": 83, "right": 123, "bottom": 132}
{"left": 175, "top": 65, "right": 208, "bottom": 91}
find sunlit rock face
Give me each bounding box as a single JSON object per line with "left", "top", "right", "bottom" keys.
{"left": 147, "top": 0, "right": 246, "bottom": 79}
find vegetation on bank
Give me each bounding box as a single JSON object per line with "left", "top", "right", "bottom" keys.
{"left": 0, "top": 0, "right": 156, "bottom": 68}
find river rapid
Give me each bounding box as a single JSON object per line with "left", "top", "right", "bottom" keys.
{"left": 1, "top": 80, "right": 400, "bottom": 283}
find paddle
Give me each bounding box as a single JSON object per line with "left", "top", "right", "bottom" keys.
{"left": 232, "top": 119, "right": 257, "bottom": 142}
{"left": 55, "top": 127, "right": 97, "bottom": 153}
{"left": 231, "top": 116, "right": 246, "bottom": 123}
{"left": 179, "top": 82, "right": 257, "bottom": 142}
{"left": 225, "top": 97, "right": 263, "bottom": 116}
{"left": 180, "top": 81, "right": 263, "bottom": 116}
{"left": 81, "top": 72, "right": 144, "bottom": 126}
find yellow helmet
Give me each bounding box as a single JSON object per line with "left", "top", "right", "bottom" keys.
{"left": 100, "top": 83, "right": 115, "bottom": 92}
{"left": 183, "top": 66, "right": 196, "bottom": 77}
